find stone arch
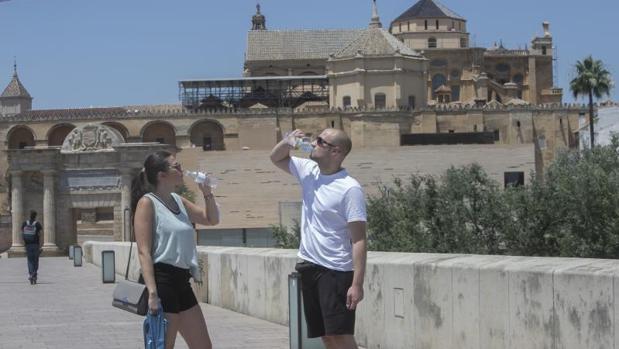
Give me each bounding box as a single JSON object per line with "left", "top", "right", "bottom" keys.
{"left": 102, "top": 122, "right": 128, "bottom": 141}
{"left": 141, "top": 121, "right": 176, "bottom": 146}
{"left": 47, "top": 123, "right": 76, "bottom": 146}
{"left": 7, "top": 125, "right": 35, "bottom": 149}
{"left": 188, "top": 119, "right": 225, "bottom": 151}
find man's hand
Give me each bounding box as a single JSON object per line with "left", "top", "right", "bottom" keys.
{"left": 346, "top": 284, "right": 364, "bottom": 310}
{"left": 284, "top": 129, "right": 305, "bottom": 148}
{"left": 271, "top": 129, "right": 305, "bottom": 174}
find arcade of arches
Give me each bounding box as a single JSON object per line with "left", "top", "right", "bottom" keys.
{"left": 6, "top": 119, "right": 226, "bottom": 150}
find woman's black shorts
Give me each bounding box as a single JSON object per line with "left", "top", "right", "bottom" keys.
{"left": 139, "top": 262, "right": 198, "bottom": 314}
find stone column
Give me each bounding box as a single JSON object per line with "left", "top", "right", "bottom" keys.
{"left": 120, "top": 169, "right": 134, "bottom": 242}
{"left": 10, "top": 171, "right": 24, "bottom": 250}
{"left": 42, "top": 170, "right": 58, "bottom": 250}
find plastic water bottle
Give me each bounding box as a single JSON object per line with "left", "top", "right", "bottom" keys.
{"left": 185, "top": 170, "right": 218, "bottom": 188}
{"left": 284, "top": 132, "right": 313, "bottom": 153}
{"left": 297, "top": 138, "right": 314, "bottom": 153}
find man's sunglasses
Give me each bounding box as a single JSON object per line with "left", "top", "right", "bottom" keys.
{"left": 316, "top": 136, "right": 337, "bottom": 149}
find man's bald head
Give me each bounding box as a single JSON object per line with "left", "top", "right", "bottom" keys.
{"left": 326, "top": 128, "right": 352, "bottom": 156}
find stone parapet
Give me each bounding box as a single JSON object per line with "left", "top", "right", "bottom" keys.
{"left": 85, "top": 242, "right": 619, "bottom": 349}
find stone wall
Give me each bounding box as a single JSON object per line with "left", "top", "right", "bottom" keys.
{"left": 0, "top": 105, "right": 585, "bottom": 234}
{"left": 85, "top": 242, "right": 619, "bottom": 349}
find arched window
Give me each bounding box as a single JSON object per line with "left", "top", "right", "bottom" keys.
{"left": 47, "top": 124, "right": 75, "bottom": 146}
{"left": 374, "top": 93, "right": 386, "bottom": 109}
{"left": 141, "top": 121, "right": 176, "bottom": 146}
{"left": 460, "top": 37, "right": 468, "bottom": 48}
{"left": 7, "top": 126, "right": 35, "bottom": 149}
{"left": 342, "top": 96, "right": 351, "bottom": 108}
{"left": 189, "top": 119, "right": 225, "bottom": 151}
{"left": 428, "top": 37, "right": 437, "bottom": 48}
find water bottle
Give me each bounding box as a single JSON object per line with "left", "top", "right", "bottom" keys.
{"left": 297, "top": 138, "right": 314, "bottom": 153}
{"left": 185, "top": 170, "right": 218, "bottom": 188}
{"left": 284, "top": 132, "right": 313, "bottom": 153}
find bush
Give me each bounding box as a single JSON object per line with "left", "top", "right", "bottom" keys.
{"left": 367, "top": 137, "right": 619, "bottom": 258}
{"left": 368, "top": 164, "right": 508, "bottom": 254}
{"left": 271, "top": 220, "right": 301, "bottom": 249}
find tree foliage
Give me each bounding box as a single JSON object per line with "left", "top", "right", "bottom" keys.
{"left": 366, "top": 138, "right": 619, "bottom": 258}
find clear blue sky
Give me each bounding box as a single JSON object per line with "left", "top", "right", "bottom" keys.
{"left": 1, "top": 0, "right": 617, "bottom": 109}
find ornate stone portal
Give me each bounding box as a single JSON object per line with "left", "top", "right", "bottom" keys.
{"left": 61, "top": 123, "right": 124, "bottom": 153}
{"left": 7, "top": 123, "right": 169, "bottom": 255}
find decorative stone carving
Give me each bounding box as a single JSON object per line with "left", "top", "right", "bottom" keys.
{"left": 61, "top": 123, "right": 123, "bottom": 153}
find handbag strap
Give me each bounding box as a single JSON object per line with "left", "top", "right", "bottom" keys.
{"left": 124, "top": 232, "right": 133, "bottom": 281}
{"left": 124, "top": 243, "right": 132, "bottom": 280}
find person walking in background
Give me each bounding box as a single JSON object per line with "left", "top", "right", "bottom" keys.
{"left": 270, "top": 129, "right": 367, "bottom": 349}
{"left": 132, "top": 150, "right": 220, "bottom": 349}
{"left": 22, "top": 210, "right": 43, "bottom": 285}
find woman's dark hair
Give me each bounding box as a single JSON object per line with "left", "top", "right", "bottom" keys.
{"left": 130, "top": 150, "right": 172, "bottom": 214}
{"left": 30, "top": 210, "right": 37, "bottom": 221}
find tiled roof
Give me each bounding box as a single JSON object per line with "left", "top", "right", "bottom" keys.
{"left": 1, "top": 73, "right": 31, "bottom": 99}
{"left": 246, "top": 29, "right": 363, "bottom": 61}
{"left": 333, "top": 28, "right": 421, "bottom": 58}
{"left": 393, "top": 0, "right": 465, "bottom": 22}
{"left": 13, "top": 107, "right": 128, "bottom": 119}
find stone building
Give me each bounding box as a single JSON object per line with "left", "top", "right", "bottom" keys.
{"left": 0, "top": 0, "right": 584, "bottom": 254}
{"left": 244, "top": 0, "right": 562, "bottom": 107}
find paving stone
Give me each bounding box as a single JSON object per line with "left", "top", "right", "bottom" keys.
{"left": 0, "top": 257, "right": 288, "bottom": 349}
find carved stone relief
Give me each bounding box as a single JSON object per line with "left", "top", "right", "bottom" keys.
{"left": 61, "top": 123, "right": 123, "bottom": 153}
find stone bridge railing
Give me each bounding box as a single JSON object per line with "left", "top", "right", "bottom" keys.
{"left": 84, "top": 242, "right": 619, "bottom": 349}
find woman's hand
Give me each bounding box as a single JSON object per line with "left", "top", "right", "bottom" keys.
{"left": 198, "top": 181, "right": 212, "bottom": 196}
{"left": 148, "top": 293, "right": 160, "bottom": 314}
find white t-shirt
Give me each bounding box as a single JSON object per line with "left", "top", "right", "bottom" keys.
{"left": 289, "top": 157, "right": 367, "bottom": 271}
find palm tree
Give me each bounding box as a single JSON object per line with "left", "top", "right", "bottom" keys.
{"left": 570, "top": 56, "right": 613, "bottom": 148}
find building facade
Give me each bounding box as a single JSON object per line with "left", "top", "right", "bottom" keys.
{"left": 244, "top": 0, "right": 562, "bottom": 108}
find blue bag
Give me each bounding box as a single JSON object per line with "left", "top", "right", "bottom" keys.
{"left": 143, "top": 304, "right": 168, "bottom": 349}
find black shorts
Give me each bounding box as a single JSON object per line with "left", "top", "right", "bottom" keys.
{"left": 139, "top": 262, "right": 198, "bottom": 314}
{"left": 295, "top": 260, "right": 355, "bottom": 338}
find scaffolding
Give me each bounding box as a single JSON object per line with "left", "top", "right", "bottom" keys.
{"left": 178, "top": 75, "right": 329, "bottom": 110}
